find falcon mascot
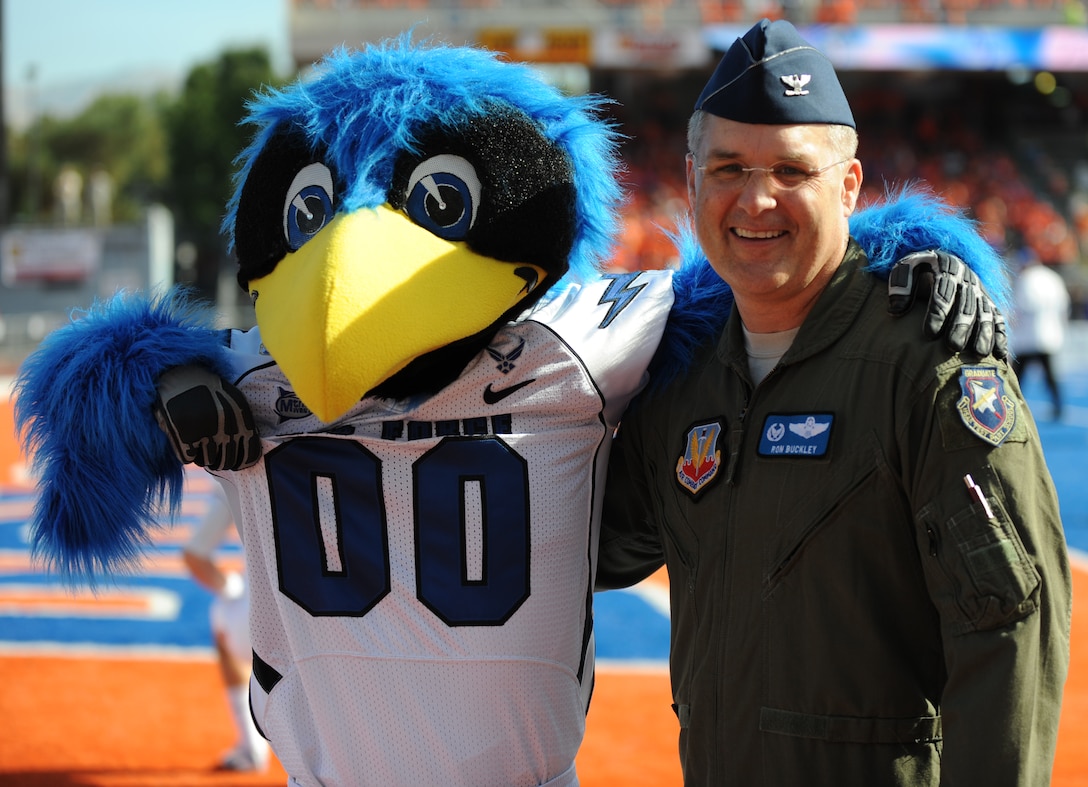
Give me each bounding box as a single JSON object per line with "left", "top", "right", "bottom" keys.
{"left": 13, "top": 35, "right": 1007, "bottom": 786}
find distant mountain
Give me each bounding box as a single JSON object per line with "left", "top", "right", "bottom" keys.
{"left": 4, "top": 65, "right": 183, "bottom": 130}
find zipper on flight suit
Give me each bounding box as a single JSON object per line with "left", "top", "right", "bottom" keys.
{"left": 724, "top": 396, "right": 748, "bottom": 485}
{"left": 724, "top": 358, "right": 768, "bottom": 485}
{"left": 724, "top": 355, "right": 779, "bottom": 485}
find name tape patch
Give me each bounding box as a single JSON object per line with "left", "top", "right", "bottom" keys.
{"left": 758, "top": 413, "right": 833, "bottom": 457}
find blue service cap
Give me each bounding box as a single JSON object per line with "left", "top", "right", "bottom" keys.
{"left": 695, "top": 18, "right": 855, "bottom": 129}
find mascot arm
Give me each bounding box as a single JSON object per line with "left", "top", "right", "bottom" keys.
{"left": 12, "top": 289, "right": 233, "bottom": 583}
{"left": 887, "top": 250, "right": 1008, "bottom": 359}
{"left": 655, "top": 188, "right": 1012, "bottom": 394}
{"left": 850, "top": 188, "right": 1012, "bottom": 360}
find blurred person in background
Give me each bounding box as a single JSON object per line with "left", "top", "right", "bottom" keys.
{"left": 1011, "top": 243, "right": 1071, "bottom": 420}
{"left": 182, "top": 485, "right": 269, "bottom": 772}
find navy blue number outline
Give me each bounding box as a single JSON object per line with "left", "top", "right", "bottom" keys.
{"left": 265, "top": 435, "right": 530, "bottom": 625}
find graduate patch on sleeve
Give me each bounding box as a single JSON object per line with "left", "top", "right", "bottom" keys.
{"left": 956, "top": 365, "right": 1016, "bottom": 446}
{"left": 757, "top": 413, "right": 834, "bottom": 457}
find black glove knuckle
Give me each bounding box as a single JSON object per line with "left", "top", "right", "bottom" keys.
{"left": 889, "top": 264, "right": 911, "bottom": 289}
{"left": 939, "top": 252, "right": 961, "bottom": 275}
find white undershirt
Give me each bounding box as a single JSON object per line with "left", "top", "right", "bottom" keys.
{"left": 742, "top": 325, "right": 799, "bottom": 384}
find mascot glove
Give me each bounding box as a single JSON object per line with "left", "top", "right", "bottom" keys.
{"left": 887, "top": 250, "right": 1009, "bottom": 359}
{"left": 153, "top": 364, "right": 261, "bottom": 471}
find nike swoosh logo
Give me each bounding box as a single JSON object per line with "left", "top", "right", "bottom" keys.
{"left": 483, "top": 379, "right": 536, "bottom": 404}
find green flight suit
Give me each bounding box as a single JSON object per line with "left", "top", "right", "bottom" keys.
{"left": 598, "top": 241, "right": 1072, "bottom": 786}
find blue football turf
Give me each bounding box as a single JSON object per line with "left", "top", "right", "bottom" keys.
{"left": 2, "top": 331, "right": 1087, "bottom": 664}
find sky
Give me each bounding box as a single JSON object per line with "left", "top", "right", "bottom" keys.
{"left": 3, "top": 0, "right": 292, "bottom": 127}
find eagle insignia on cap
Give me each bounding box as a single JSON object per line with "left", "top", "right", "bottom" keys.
{"left": 693, "top": 19, "right": 855, "bottom": 129}
{"left": 780, "top": 74, "right": 811, "bottom": 96}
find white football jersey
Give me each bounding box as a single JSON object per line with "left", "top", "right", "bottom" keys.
{"left": 212, "top": 270, "right": 673, "bottom": 787}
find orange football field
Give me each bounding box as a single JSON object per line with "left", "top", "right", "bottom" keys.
{"left": 2, "top": 389, "right": 1087, "bottom": 785}
{"left": 3, "top": 569, "right": 1088, "bottom": 786}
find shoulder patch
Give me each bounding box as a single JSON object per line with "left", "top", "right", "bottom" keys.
{"left": 956, "top": 366, "right": 1016, "bottom": 446}
{"left": 676, "top": 419, "right": 725, "bottom": 497}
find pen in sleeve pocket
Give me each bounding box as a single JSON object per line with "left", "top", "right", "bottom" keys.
{"left": 964, "top": 474, "right": 995, "bottom": 519}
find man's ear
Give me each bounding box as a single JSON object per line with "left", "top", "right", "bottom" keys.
{"left": 842, "top": 159, "right": 863, "bottom": 216}
{"left": 685, "top": 153, "right": 698, "bottom": 207}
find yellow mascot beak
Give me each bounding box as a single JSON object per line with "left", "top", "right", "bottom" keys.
{"left": 248, "top": 205, "right": 547, "bottom": 423}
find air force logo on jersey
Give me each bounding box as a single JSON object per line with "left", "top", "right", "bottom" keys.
{"left": 676, "top": 420, "right": 724, "bottom": 497}
{"left": 957, "top": 365, "right": 1016, "bottom": 445}
{"left": 758, "top": 413, "right": 833, "bottom": 457}
{"left": 487, "top": 337, "right": 526, "bottom": 374}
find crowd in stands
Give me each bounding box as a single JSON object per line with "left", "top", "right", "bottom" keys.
{"left": 705, "top": 0, "right": 1082, "bottom": 25}
{"left": 606, "top": 88, "right": 1088, "bottom": 314}
{"left": 294, "top": 0, "right": 1084, "bottom": 26}
{"left": 290, "top": 0, "right": 1088, "bottom": 306}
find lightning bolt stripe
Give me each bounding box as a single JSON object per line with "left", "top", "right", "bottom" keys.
{"left": 597, "top": 272, "right": 648, "bottom": 329}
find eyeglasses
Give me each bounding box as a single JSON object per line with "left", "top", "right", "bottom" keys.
{"left": 691, "top": 155, "right": 852, "bottom": 190}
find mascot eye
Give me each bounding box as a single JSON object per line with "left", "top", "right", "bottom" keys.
{"left": 283, "top": 162, "right": 335, "bottom": 251}
{"left": 405, "top": 154, "right": 481, "bottom": 241}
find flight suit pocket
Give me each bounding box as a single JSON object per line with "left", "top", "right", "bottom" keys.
{"left": 918, "top": 494, "right": 1040, "bottom": 635}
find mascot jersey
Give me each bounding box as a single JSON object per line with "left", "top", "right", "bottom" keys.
{"left": 212, "top": 270, "right": 672, "bottom": 787}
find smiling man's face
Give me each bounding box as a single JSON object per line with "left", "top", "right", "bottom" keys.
{"left": 686, "top": 115, "right": 862, "bottom": 332}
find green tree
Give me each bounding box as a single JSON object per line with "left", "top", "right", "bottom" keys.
{"left": 7, "top": 92, "right": 170, "bottom": 224}
{"left": 56, "top": 93, "right": 170, "bottom": 221}
{"left": 165, "top": 47, "right": 285, "bottom": 299}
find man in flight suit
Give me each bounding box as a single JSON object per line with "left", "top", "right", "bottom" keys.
{"left": 597, "top": 18, "right": 1072, "bottom": 786}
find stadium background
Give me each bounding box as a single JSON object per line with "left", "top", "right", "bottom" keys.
{"left": 4, "top": 0, "right": 1088, "bottom": 783}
